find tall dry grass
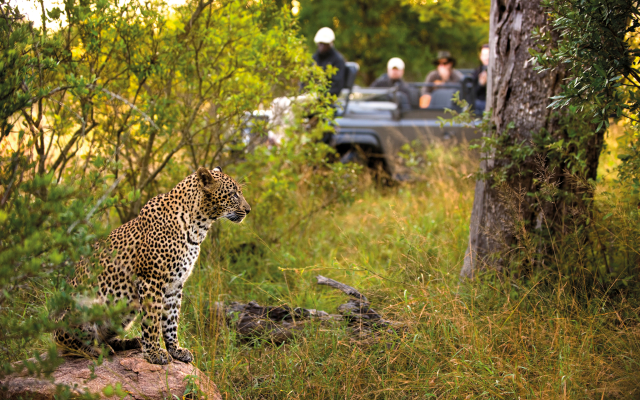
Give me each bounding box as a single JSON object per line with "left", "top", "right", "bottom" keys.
{"left": 172, "top": 140, "right": 640, "bottom": 399}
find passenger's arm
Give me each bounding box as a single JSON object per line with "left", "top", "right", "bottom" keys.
{"left": 421, "top": 71, "right": 438, "bottom": 95}
{"left": 370, "top": 77, "right": 384, "bottom": 87}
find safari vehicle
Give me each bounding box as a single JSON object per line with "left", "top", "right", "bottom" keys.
{"left": 332, "top": 62, "right": 480, "bottom": 180}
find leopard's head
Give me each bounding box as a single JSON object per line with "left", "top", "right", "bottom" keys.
{"left": 196, "top": 166, "right": 251, "bottom": 223}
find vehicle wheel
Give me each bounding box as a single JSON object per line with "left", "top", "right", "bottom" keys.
{"left": 339, "top": 149, "right": 368, "bottom": 166}
{"left": 370, "top": 158, "right": 392, "bottom": 186}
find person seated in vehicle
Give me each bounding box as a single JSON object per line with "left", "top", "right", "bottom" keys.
{"left": 472, "top": 44, "right": 490, "bottom": 114}
{"left": 370, "top": 57, "right": 412, "bottom": 111}
{"left": 419, "top": 51, "right": 464, "bottom": 108}
{"left": 312, "top": 27, "right": 346, "bottom": 97}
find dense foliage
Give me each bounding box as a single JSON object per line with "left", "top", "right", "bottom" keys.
{"left": 12, "top": 0, "right": 331, "bottom": 223}
{"left": 528, "top": 0, "right": 640, "bottom": 281}
{"left": 538, "top": 0, "right": 639, "bottom": 128}
{"left": 0, "top": 0, "right": 340, "bottom": 385}
{"left": 296, "top": 0, "right": 490, "bottom": 84}
{"left": 536, "top": 0, "right": 640, "bottom": 193}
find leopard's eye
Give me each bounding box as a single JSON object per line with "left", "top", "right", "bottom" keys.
{"left": 233, "top": 192, "right": 240, "bottom": 200}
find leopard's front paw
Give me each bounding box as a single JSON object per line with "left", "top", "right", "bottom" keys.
{"left": 144, "top": 348, "right": 173, "bottom": 365}
{"left": 168, "top": 347, "right": 193, "bottom": 363}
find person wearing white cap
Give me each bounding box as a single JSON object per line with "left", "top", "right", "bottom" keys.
{"left": 312, "top": 27, "right": 346, "bottom": 97}
{"left": 370, "top": 57, "right": 412, "bottom": 110}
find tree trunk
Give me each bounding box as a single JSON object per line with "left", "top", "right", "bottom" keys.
{"left": 461, "top": 0, "right": 603, "bottom": 278}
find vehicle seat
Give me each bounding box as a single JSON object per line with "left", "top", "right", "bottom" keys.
{"left": 344, "top": 62, "right": 360, "bottom": 92}
{"left": 428, "top": 88, "right": 458, "bottom": 109}
{"left": 408, "top": 86, "right": 421, "bottom": 109}
{"left": 338, "top": 62, "right": 360, "bottom": 116}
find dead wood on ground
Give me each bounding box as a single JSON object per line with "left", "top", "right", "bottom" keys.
{"left": 209, "top": 275, "right": 397, "bottom": 343}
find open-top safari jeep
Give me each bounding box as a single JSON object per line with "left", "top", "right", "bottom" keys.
{"left": 332, "top": 62, "right": 481, "bottom": 180}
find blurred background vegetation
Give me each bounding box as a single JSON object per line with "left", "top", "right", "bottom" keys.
{"left": 295, "top": 0, "right": 490, "bottom": 84}
{"left": 2, "top": 0, "right": 640, "bottom": 398}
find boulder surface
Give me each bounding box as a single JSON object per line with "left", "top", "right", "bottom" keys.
{"left": 0, "top": 349, "right": 222, "bottom": 400}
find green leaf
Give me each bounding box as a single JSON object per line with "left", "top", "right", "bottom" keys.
{"left": 103, "top": 385, "right": 114, "bottom": 396}
{"left": 47, "top": 7, "right": 62, "bottom": 20}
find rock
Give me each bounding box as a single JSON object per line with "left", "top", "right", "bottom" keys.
{"left": 0, "top": 350, "right": 222, "bottom": 400}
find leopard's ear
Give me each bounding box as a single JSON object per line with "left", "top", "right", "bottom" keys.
{"left": 197, "top": 167, "right": 220, "bottom": 190}
{"left": 213, "top": 166, "right": 222, "bottom": 173}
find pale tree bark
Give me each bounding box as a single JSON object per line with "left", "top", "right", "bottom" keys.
{"left": 461, "top": 0, "right": 603, "bottom": 278}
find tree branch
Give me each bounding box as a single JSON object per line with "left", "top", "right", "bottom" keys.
{"left": 316, "top": 275, "right": 369, "bottom": 303}
{"left": 89, "top": 85, "right": 160, "bottom": 131}
{"left": 67, "top": 176, "right": 125, "bottom": 234}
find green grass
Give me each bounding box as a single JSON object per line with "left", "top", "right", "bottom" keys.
{"left": 174, "top": 142, "right": 640, "bottom": 399}
{"left": 5, "top": 140, "right": 639, "bottom": 399}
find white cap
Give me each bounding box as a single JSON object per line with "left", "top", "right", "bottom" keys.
{"left": 314, "top": 27, "right": 335, "bottom": 44}
{"left": 387, "top": 57, "right": 405, "bottom": 70}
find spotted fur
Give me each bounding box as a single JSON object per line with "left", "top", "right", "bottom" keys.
{"left": 53, "top": 167, "right": 250, "bottom": 365}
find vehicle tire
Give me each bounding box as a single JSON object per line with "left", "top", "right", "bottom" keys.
{"left": 369, "top": 157, "right": 392, "bottom": 186}
{"left": 339, "top": 148, "right": 368, "bottom": 166}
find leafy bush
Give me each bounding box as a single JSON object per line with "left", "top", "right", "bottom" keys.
{"left": 0, "top": 0, "right": 333, "bottom": 385}
{"left": 0, "top": 154, "right": 129, "bottom": 380}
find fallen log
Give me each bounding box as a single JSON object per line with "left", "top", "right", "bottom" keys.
{"left": 316, "top": 275, "right": 388, "bottom": 323}
{"left": 211, "top": 275, "right": 396, "bottom": 343}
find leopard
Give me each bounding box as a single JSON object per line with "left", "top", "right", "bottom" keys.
{"left": 53, "top": 167, "right": 250, "bottom": 365}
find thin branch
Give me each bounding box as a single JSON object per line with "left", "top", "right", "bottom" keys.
{"left": 137, "top": 143, "right": 184, "bottom": 191}
{"left": 27, "top": 86, "right": 73, "bottom": 103}
{"left": 0, "top": 156, "right": 21, "bottom": 208}
{"left": 179, "top": 0, "right": 215, "bottom": 40}
{"left": 316, "top": 275, "right": 369, "bottom": 303}
{"left": 88, "top": 85, "right": 160, "bottom": 131}
{"left": 67, "top": 176, "right": 125, "bottom": 234}
{"left": 50, "top": 123, "right": 97, "bottom": 174}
